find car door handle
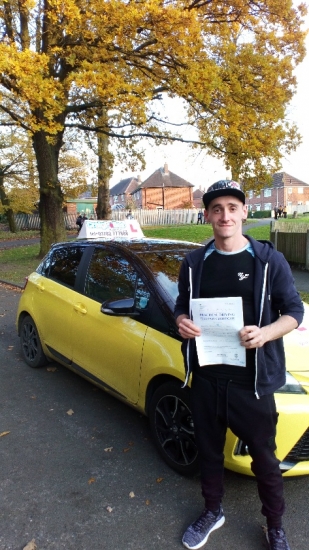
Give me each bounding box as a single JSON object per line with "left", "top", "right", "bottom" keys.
{"left": 74, "top": 303, "right": 87, "bottom": 315}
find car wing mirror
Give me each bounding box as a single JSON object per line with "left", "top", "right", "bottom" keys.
{"left": 101, "top": 297, "right": 139, "bottom": 317}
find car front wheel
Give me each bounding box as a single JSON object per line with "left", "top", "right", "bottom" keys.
{"left": 149, "top": 381, "right": 199, "bottom": 476}
{"left": 20, "top": 315, "right": 48, "bottom": 368}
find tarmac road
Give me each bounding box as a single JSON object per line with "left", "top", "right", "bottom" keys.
{"left": 0, "top": 283, "right": 309, "bottom": 550}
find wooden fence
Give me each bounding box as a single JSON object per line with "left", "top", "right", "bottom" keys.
{"left": 270, "top": 221, "right": 309, "bottom": 269}
{"left": 14, "top": 209, "right": 200, "bottom": 230}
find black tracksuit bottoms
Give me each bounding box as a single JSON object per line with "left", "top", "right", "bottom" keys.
{"left": 190, "top": 373, "right": 284, "bottom": 528}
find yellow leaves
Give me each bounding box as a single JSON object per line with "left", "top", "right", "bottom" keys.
{"left": 23, "top": 540, "right": 37, "bottom": 550}
{"left": 88, "top": 477, "right": 96, "bottom": 485}
{"left": 123, "top": 441, "right": 134, "bottom": 453}
{"left": 0, "top": 431, "right": 10, "bottom": 437}
{"left": 66, "top": 409, "right": 74, "bottom": 415}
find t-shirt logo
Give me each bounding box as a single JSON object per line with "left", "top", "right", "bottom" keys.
{"left": 238, "top": 272, "right": 249, "bottom": 281}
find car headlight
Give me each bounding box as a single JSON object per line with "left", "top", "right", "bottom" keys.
{"left": 276, "top": 372, "right": 307, "bottom": 394}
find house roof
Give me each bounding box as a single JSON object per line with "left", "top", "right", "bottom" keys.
{"left": 132, "top": 164, "right": 194, "bottom": 193}
{"left": 272, "top": 172, "right": 309, "bottom": 187}
{"left": 109, "top": 177, "right": 139, "bottom": 196}
{"left": 193, "top": 188, "right": 205, "bottom": 199}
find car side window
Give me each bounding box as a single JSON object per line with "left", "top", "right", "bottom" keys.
{"left": 85, "top": 248, "right": 138, "bottom": 303}
{"left": 46, "top": 246, "right": 85, "bottom": 288}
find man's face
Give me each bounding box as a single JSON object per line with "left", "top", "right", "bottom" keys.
{"left": 205, "top": 195, "right": 248, "bottom": 241}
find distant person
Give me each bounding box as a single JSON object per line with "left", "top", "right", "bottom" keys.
{"left": 278, "top": 205, "right": 283, "bottom": 218}
{"left": 283, "top": 206, "right": 287, "bottom": 219}
{"left": 81, "top": 214, "right": 88, "bottom": 225}
{"left": 126, "top": 209, "right": 133, "bottom": 219}
{"left": 76, "top": 214, "right": 82, "bottom": 233}
{"left": 197, "top": 211, "right": 203, "bottom": 224}
{"left": 274, "top": 206, "right": 278, "bottom": 220}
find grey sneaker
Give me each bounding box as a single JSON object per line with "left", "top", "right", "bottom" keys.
{"left": 182, "top": 506, "right": 225, "bottom": 549}
{"left": 266, "top": 527, "right": 291, "bottom": 550}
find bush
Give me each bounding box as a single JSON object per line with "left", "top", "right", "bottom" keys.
{"left": 251, "top": 210, "right": 271, "bottom": 219}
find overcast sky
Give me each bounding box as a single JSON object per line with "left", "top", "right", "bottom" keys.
{"left": 110, "top": 12, "right": 309, "bottom": 190}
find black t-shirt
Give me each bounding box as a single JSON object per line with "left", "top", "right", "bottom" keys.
{"left": 194, "top": 248, "right": 256, "bottom": 386}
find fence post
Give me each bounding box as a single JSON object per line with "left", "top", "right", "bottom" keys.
{"left": 274, "top": 230, "right": 278, "bottom": 250}
{"left": 306, "top": 230, "right": 309, "bottom": 271}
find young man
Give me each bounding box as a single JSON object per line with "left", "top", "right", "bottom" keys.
{"left": 175, "top": 180, "right": 304, "bottom": 550}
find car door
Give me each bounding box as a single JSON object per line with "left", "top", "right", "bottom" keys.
{"left": 32, "top": 244, "right": 85, "bottom": 363}
{"left": 70, "top": 246, "right": 151, "bottom": 404}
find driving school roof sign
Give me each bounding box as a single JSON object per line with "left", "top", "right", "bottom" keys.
{"left": 77, "top": 219, "right": 144, "bottom": 240}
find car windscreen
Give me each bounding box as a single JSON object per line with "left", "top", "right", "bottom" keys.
{"left": 138, "top": 247, "right": 199, "bottom": 301}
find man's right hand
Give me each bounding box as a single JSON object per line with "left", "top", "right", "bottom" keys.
{"left": 176, "top": 315, "right": 201, "bottom": 339}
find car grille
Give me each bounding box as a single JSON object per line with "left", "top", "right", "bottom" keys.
{"left": 283, "top": 428, "right": 309, "bottom": 463}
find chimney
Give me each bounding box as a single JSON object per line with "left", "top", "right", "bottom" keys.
{"left": 137, "top": 174, "right": 142, "bottom": 184}
{"left": 164, "top": 162, "right": 169, "bottom": 174}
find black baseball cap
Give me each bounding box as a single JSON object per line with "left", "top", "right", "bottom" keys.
{"left": 203, "top": 180, "right": 245, "bottom": 209}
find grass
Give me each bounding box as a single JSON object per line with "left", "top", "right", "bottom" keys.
{"left": 1, "top": 222, "right": 308, "bottom": 303}
{"left": 143, "top": 222, "right": 270, "bottom": 242}
{"left": 0, "top": 243, "right": 40, "bottom": 286}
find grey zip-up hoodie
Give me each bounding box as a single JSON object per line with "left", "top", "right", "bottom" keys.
{"left": 174, "top": 236, "right": 304, "bottom": 397}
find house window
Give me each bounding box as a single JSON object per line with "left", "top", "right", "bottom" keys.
{"left": 248, "top": 190, "right": 253, "bottom": 199}
{"left": 288, "top": 188, "right": 292, "bottom": 194}
{"left": 298, "top": 187, "right": 303, "bottom": 194}
{"left": 264, "top": 189, "right": 272, "bottom": 197}
{"left": 298, "top": 201, "right": 303, "bottom": 205}
{"left": 264, "top": 203, "right": 271, "bottom": 210}
{"left": 255, "top": 204, "right": 261, "bottom": 211}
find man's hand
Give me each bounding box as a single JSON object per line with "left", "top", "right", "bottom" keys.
{"left": 239, "top": 325, "right": 265, "bottom": 348}
{"left": 176, "top": 315, "right": 201, "bottom": 339}
{"left": 239, "top": 315, "right": 298, "bottom": 349}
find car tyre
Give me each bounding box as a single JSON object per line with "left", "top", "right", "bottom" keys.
{"left": 20, "top": 315, "right": 48, "bottom": 368}
{"left": 149, "top": 381, "right": 199, "bottom": 476}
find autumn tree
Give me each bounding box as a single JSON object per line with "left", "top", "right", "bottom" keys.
{"left": 0, "top": 127, "right": 38, "bottom": 231}
{"left": 0, "top": 1, "right": 307, "bottom": 254}
{"left": 185, "top": 0, "right": 307, "bottom": 188}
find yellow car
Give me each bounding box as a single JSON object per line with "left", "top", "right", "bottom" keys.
{"left": 16, "top": 236, "right": 309, "bottom": 477}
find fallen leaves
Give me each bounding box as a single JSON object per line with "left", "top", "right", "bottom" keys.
{"left": 106, "top": 506, "right": 113, "bottom": 513}
{"left": 23, "top": 540, "right": 37, "bottom": 550}
{"left": 66, "top": 409, "right": 74, "bottom": 415}
{"left": 104, "top": 447, "right": 113, "bottom": 452}
{"left": 88, "top": 477, "right": 96, "bottom": 485}
{"left": 47, "top": 366, "right": 57, "bottom": 372}
{"left": 123, "top": 441, "right": 134, "bottom": 453}
{"left": 0, "top": 431, "right": 10, "bottom": 437}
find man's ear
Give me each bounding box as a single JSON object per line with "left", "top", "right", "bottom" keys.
{"left": 242, "top": 205, "right": 248, "bottom": 221}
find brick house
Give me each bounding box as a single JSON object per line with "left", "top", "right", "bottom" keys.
{"left": 246, "top": 172, "right": 309, "bottom": 214}
{"left": 109, "top": 176, "right": 140, "bottom": 210}
{"left": 131, "top": 163, "right": 194, "bottom": 209}
{"left": 193, "top": 186, "right": 206, "bottom": 209}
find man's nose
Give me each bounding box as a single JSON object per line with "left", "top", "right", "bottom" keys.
{"left": 221, "top": 209, "right": 229, "bottom": 220}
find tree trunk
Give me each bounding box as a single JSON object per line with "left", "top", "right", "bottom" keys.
{"left": 0, "top": 175, "right": 17, "bottom": 232}
{"left": 32, "top": 131, "right": 67, "bottom": 257}
{"left": 96, "top": 113, "right": 113, "bottom": 220}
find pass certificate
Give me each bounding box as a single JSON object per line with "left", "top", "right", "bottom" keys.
{"left": 190, "top": 297, "right": 246, "bottom": 367}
